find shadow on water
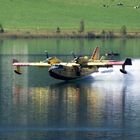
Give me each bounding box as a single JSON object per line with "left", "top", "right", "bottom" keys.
{"left": 49, "top": 75, "right": 95, "bottom": 88}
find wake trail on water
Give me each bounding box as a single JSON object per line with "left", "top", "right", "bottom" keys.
{"left": 90, "top": 59, "right": 140, "bottom": 82}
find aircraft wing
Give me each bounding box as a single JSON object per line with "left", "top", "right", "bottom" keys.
{"left": 87, "top": 58, "right": 132, "bottom": 66}
{"left": 87, "top": 58, "right": 132, "bottom": 74}
{"left": 59, "top": 62, "right": 79, "bottom": 67}
{"left": 13, "top": 62, "right": 51, "bottom": 67}
{"left": 13, "top": 55, "right": 62, "bottom": 68}
{"left": 87, "top": 61, "right": 123, "bottom": 66}
{"left": 13, "top": 59, "right": 52, "bottom": 74}
{"left": 59, "top": 59, "right": 131, "bottom": 68}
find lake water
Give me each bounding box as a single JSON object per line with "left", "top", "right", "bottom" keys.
{"left": 0, "top": 38, "right": 140, "bottom": 140}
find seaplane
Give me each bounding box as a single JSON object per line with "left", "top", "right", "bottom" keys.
{"left": 13, "top": 47, "right": 132, "bottom": 81}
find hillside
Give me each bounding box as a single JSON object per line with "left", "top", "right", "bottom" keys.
{"left": 0, "top": 0, "right": 140, "bottom": 32}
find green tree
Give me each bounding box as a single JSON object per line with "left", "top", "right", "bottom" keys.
{"left": 79, "top": 20, "right": 85, "bottom": 32}
{"left": 56, "top": 27, "right": 60, "bottom": 33}
{"left": 0, "top": 24, "right": 4, "bottom": 33}
{"left": 120, "top": 25, "right": 127, "bottom": 36}
{"left": 101, "top": 30, "right": 106, "bottom": 37}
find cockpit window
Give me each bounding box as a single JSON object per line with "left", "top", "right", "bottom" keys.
{"left": 58, "top": 65, "right": 63, "bottom": 68}
{"left": 54, "top": 64, "right": 63, "bottom": 68}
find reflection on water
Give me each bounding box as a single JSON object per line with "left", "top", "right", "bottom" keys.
{"left": 0, "top": 38, "right": 140, "bottom": 140}
{"left": 4, "top": 72, "right": 140, "bottom": 140}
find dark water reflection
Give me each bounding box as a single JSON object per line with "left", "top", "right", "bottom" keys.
{"left": 0, "top": 38, "right": 140, "bottom": 140}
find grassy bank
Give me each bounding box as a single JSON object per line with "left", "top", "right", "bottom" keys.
{"left": 0, "top": 30, "right": 140, "bottom": 39}
{"left": 0, "top": 0, "right": 140, "bottom": 37}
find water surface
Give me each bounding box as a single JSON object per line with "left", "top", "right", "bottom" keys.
{"left": 0, "top": 38, "right": 140, "bottom": 140}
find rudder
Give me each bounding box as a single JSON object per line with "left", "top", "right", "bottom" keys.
{"left": 91, "top": 46, "right": 100, "bottom": 60}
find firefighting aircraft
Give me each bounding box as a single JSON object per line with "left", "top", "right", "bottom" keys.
{"left": 13, "top": 47, "right": 132, "bottom": 80}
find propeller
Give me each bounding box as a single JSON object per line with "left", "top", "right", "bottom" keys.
{"left": 42, "top": 50, "right": 51, "bottom": 63}
{"left": 44, "top": 50, "right": 49, "bottom": 58}
{"left": 74, "top": 56, "right": 81, "bottom": 63}
{"left": 71, "top": 51, "right": 76, "bottom": 58}
{"left": 44, "top": 50, "right": 61, "bottom": 64}
{"left": 71, "top": 51, "right": 81, "bottom": 63}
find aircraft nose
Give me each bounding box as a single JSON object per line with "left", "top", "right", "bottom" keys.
{"left": 49, "top": 64, "right": 64, "bottom": 72}
{"left": 48, "top": 65, "right": 64, "bottom": 80}
{"left": 48, "top": 65, "right": 57, "bottom": 73}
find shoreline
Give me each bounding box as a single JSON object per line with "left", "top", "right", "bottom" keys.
{"left": 0, "top": 30, "right": 140, "bottom": 39}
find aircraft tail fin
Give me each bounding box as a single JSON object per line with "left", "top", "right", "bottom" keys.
{"left": 91, "top": 46, "right": 100, "bottom": 60}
